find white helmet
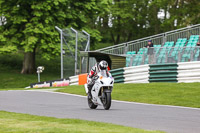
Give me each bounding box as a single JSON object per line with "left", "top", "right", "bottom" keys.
{"left": 98, "top": 60, "right": 108, "bottom": 70}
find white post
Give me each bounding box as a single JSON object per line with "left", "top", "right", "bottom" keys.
{"left": 37, "top": 66, "right": 44, "bottom": 82}
{"left": 38, "top": 73, "right": 40, "bottom": 82}
{"left": 81, "top": 30, "right": 90, "bottom": 65}
{"left": 82, "top": 30, "right": 90, "bottom": 51}
{"left": 55, "top": 26, "right": 63, "bottom": 79}
{"left": 71, "top": 27, "right": 78, "bottom": 75}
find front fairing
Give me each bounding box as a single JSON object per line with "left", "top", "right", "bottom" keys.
{"left": 96, "top": 71, "right": 114, "bottom": 87}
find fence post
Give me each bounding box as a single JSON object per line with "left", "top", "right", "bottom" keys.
{"left": 55, "top": 26, "right": 64, "bottom": 79}
{"left": 71, "top": 27, "right": 78, "bottom": 76}
{"left": 124, "top": 43, "right": 128, "bottom": 54}
{"left": 162, "top": 33, "right": 166, "bottom": 46}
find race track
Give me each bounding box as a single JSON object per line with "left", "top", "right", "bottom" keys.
{"left": 0, "top": 90, "right": 200, "bottom": 133}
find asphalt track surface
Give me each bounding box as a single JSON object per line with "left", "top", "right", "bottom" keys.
{"left": 0, "top": 90, "right": 200, "bottom": 133}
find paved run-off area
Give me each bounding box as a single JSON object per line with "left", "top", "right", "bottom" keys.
{"left": 0, "top": 90, "right": 200, "bottom": 133}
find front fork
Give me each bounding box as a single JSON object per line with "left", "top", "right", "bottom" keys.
{"left": 100, "top": 87, "right": 112, "bottom": 99}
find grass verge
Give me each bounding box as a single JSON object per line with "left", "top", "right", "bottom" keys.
{"left": 0, "top": 111, "right": 162, "bottom": 133}
{"left": 0, "top": 67, "right": 59, "bottom": 89}
{"left": 0, "top": 53, "right": 60, "bottom": 89}
{"left": 57, "top": 83, "right": 200, "bottom": 108}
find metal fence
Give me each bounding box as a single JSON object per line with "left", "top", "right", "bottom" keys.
{"left": 55, "top": 26, "right": 90, "bottom": 78}
{"left": 96, "top": 24, "right": 200, "bottom": 55}
{"left": 126, "top": 47, "right": 200, "bottom": 67}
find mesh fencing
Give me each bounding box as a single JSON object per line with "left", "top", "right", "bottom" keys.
{"left": 62, "top": 28, "right": 88, "bottom": 77}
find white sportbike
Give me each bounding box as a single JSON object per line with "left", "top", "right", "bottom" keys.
{"left": 84, "top": 70, "right": 114, "bottom": 110}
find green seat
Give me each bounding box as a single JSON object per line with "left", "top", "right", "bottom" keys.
{"left": 138, "top": 48, "right": 144, "bottom": 54}
{"left": 126, "top": 51, "right": 132, "bottom": 55}
{"left": 179, "top": 43, "right": 185, "bottom": 47}
{"left": 192, "top": 38, "right": 198, "bottom": 41}
{"left": 131, "top": 51, "right": 136, "bottom": 54}
{"left": 177, "top": 38, "right": 182, "bottom": 42}
{"left": 171, "top": 50, "right": 178, "bottom": 57}
{"left": 190, "top": 35, "right": 195, "bottom": 39}
{"left": 175, "top": 42, "right": 180, "bottom": 46}
{"left": 182, "top": 38, "right": 187, "bottom": 41}
{"left": 143, "top": 48, "right": 148, "bottom": 54}
{"left": 157, "top": 56, "right": 162, "bottom": 63}
{"left": 154, "top": 45, "right": 161, "bottom": 48}
{"left": 195, "top": 35, "right": 199, "bottom": 38}
{"left": 192, "top": 40, "right": 198, "bottom": 43}
{"left": 144, "top": 57, "right": 149, "bottom": 64}
{"left": 181, "top": 40, "right": 187, "bottom": 44}
{"left": 164, "top": 42, "right": 170, "bottom": 47}
{"left": 168, "top": 44, "right": 174, "bottom": 47}
{"left": 193, "top": 43, "right": 197, "bottom": 46}
{"left": 190, "top": 35, "right": 199, "bottom": 40}
{"left": 187, "top": 42, "right": 193, "bottom": 46}
{"left": 188, "top": 40, "right": 193, "bottom": 43}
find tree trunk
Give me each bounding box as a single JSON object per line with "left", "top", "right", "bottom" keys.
{"left": 110, "top": 31, "right": 116, "bottom": 45}
{"left": 21, "top": 49, "right": 36, "bottom": 74}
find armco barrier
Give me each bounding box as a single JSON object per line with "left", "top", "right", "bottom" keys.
{"left": 149, "top": 63, "right": 178, "bottom": 82}
{"left": 110, "top": 68, "right": 124, "bottom": 83}
{"left": 69, "top": 61, "right": 200, "bottom": 85}
{"left": 177, "top": 61, "right": 200, "bottom": 83}
{"left": 69, "top": 75, "right": 79, "bottom": 85}
{"left": 123, "top": 65, "right": 149, "bottom": 83}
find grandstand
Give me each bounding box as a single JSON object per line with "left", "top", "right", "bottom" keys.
{"left": 96, "top": 24, "right": 200, "bottom": 67}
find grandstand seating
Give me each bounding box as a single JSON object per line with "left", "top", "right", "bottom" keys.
{"left": 126, "top": 35, "right": 200, "bottom": 66}
{"left": 126, "top": 51, "right": 136, "bottom": 67}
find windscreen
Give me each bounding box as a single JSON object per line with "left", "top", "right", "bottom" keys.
{"left": 100, "top": 70, "right": 109, "bottom": 78}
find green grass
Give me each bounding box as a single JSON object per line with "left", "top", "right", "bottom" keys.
{"left": 0, "top": 66, "right": 59, "bottom": 89}
{"left": 57, "top": 83, "right": 200, "bottom": 108}
{"left": 0, "top": 111, "right": 162, "bottom": 133}
{"left": 0, "top": 53, "right": 60, "bottom": 89}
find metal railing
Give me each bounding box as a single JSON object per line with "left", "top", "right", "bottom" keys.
{"left": 96, "top": 24, "right": 200, "bottom": 55}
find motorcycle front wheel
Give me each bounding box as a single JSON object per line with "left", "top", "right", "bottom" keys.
{"left": 102, "top": 92, "right": 111, "bottom": 110}
{"left": 87, "top": 95, "right": 98, "bottom": 109}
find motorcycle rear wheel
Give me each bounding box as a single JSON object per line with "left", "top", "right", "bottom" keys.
{"left": 87, "top": 95, "right": 98, "bottom": 109}
{"left": 102, "top": 92, "right": 111, "bottom": 110}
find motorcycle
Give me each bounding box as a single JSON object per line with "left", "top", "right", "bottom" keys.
{"left": 84, "top": 70, "right": 114, "bottom": 110}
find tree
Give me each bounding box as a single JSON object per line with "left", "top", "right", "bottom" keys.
{"left": 0, "top": 0, "right": 110, "bottom": 74}
{"left": 96, "top": 0, "right": 200, "bottom": 46}
{"left": 96, "top": 0, "right": 150, "bottom": 45}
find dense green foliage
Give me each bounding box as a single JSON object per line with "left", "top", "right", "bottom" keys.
{"left": 0, "top": 111, "right": 163, "bottom": 133}
{"left": 97, "top": 0, "right": 200, "bottom": 45}
{"left": 57, "top": 83, "right": 200, "bottom": 108}
{"left": 0, "top": 0, "right": 200, "bottom": 73}
{"left": 0, "top": 0, "right": 110, "bottom": 73}
{"left": 0, "top": 0, "right": 108, "bottom": 57}
{"left": 1, "top": 0, "right": 199, "bottom": 50}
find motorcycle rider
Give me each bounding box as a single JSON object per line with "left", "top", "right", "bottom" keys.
{"left": 87, "top": 60, "right": 108, "bottom": 98}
